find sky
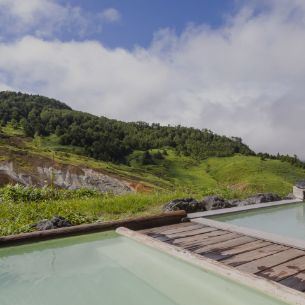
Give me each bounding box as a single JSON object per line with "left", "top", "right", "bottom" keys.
{"left": 0, "top": 0, "right": 304, "bottom": 158}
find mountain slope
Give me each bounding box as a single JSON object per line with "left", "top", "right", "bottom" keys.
{"left": 0, "top": 91, "right": 304, "bottom": 198}
{"left": 0, "top": 91, "right": 254, "bottom": 163}
{"left": 0, "top": 123, "right": 304, "bottom": 197}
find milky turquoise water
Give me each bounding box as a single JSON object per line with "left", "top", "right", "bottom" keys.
{"left": 0, "top": 231, "right": 288, "bottom": 305}
{"left": 213, "top": 202, "right": 305, "bottom": 240}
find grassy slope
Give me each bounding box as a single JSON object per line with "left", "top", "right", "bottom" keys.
{"left": 0, "top": 190, "right": 185, "bottom": 236}
{"left": 206, "top": 155, "right": 305, "bottom": 196}
{"left": 138, "top": 152, "right": 305, "bottom": 197}
{"left": 1, "top": 125, "right": 305, "bottom": 235}
{"left": 3, "top": 125, "right": 303, "bottom": 197}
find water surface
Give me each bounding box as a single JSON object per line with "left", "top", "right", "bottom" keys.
{"left": 0, "top": 231, "right": 289, "bottom": 305}
{"left": 213, "top": 202, "right": 305, "bottom": 240}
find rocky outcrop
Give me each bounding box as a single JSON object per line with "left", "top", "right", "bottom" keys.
{"left": 164, "top": 193, "right": 282, "bottom": 213}
{"left": 0, "top": 162, "right": 34, "bottom": 185}
{"left": 0, "top": 161, "right": 132, "bottom": 194}
{"left": 36, "top": 166, "right": 131, "bottom": 194}
{"left": 33, "top": 216, "right": 71, "bottom": 231}
{"left": 233, "top": 193, "right": 281, "bottom": 207}
{"left": 202, "top": 195, "right": 234, "bottom": 210}
{"left": 163, "top": 198, "right": 206, "bottom": 213}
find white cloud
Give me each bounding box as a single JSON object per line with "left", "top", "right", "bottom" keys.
{"left": 99, "top": 8, "right": 121, "bottom": 23}
{"left": 0, "top": 0, "right": 83, "bottom": 38}
{"left": 0, "top": 0, "right": 304, "bottom": 158}
{"left": 0, "top": 0, "right": 118, "bottom": 39}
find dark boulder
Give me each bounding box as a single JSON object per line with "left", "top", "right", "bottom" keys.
{"left": 236, "top": 193, "right": 281, "bottom": 206}
{"left": 163, "top": 198, "right": 206, "bottom": 213}
{"left": 34, "top": 216, "right": 71, "bottom": 231}
{"left": 227, "top": 199, "right": 240, "bottom": 207}
{"left": 201, "top": 195, "right": 234, "bottom": 211}
{"left": 35, "top": 219, "right": 55, "bottom": 231}
{"left": 163, "top": 192, "right": 282, "bottom": 214}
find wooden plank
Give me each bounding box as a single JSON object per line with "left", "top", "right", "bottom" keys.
{"left": 194, "top": 236, "right": 255, "bottom": 255}
{"left": 145, "top": 224, "right": 210, "bottom": 242}
{"left": 165, "top": 226, "right": 218, "bottom": 239}
{"left": 182, "top": 233, "right": 241, "bottom": 250}
{"left": 280, "top": 272, "right": 305, "bottom": 292}
{"left": 222, "top": 244, "right": 288, "bottom": 267}
{"left": 220, "top": 240, "right": 272, "bottom": 257}
{"left": 202, "top": 240, "right": 271, "bottom": 261}
{"left": 236, "top": 248, "right": 305, "bottom": 274}
{"left": 258, "top": 256, "right": 305, "bottom": 282}
{"left": 170, "top": 230, "right": 229, "bottom": 246}
{"left": 140, "top": 222, "right": 196, "bottom": 234}
{"left": 151, "top": 226, "right": 218, "bottom": 242}
{"left": 157, "top": 224, "right": 204, "bottom": 235}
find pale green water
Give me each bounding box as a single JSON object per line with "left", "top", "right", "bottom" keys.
{"left": 0, "top": 231, "right": 288, "bottom": 305}
{"left": 213, "top": 202, "right": 305, "bottom": 240}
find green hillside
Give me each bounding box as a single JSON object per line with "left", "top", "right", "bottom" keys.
{"left": 0, "top": 91, "right": 254, "bottom": 162}
{"left": 0, "top": 91, "right": 305, "bottom": 236}
{"left": 127, "top": 150, "right": 305, "bottom": 197}
{"left": 1, "top": 122, "right": 303, "bottom": 197}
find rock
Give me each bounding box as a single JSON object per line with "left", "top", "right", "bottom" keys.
{"left": 35, "top": 216, "right": 71, "bottom": 231}
{"left": 37, "top": 166, "right": 132, "bottom": 194}
{"left": 163, "top": 192, "right": 282, "bottom": 214}
{"left": 201, "top": 195, "right": 234, "bottom": 211}
{"left": 181, "top": 217, "right": 190, "bottom": 223}
{"left": 35, "top": 219, "right": 55, "bottom": 231}
{"left": 163, "top": 198, "right": 206, "bottom": 213}
{"left": 236, "top": 193, "right": 281, "bottom": 206}
{"left": 0, "top": 161, "right": 132, "bottom": 195}
{"left": 296, "top": 180, "right": 305, "bottom": 189}
{"left": 50, "top": 216, "right": 72, "bottom": 228}
{"left": 227, "top": 199, "right": 240, "bottom": 207}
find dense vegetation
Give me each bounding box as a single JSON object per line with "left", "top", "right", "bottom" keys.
{"left": 0, "top": 91, "right": 254, "bottom": 163}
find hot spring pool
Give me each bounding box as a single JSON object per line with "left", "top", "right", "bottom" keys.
{"left": 0, "top": 231, "right": 289, "bottom": 305}
{"left": 212, "top": 202, "right": 305, "bottom": 240}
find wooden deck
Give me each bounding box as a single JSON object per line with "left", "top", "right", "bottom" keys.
{"left": 139, "top": 222, "right": 305, "bottom": 293}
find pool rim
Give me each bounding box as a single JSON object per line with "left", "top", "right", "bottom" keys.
{"left": 117, "top": 227, "right": 305, "bottom": 305}
{"left": 188, "top": 199, "right": 302, "bottom": 219}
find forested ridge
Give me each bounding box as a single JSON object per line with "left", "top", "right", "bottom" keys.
{"left": 0, "top": 91, "right": 303, "bottom": 168}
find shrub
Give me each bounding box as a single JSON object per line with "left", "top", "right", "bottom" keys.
{"left": 0, "top": 184, "right": 99, "bottom": 203}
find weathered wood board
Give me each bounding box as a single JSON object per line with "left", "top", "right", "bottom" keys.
{"left": 258, "top": 256, "right": 305, "bottom": 281}
{"left": 236, "top": 248, "right": 305, "bottom": 274}
{"left": 222, "top": 244, "right": 289, "bottom": 267}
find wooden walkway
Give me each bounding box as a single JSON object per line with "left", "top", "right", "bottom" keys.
{"left": 139, "top": 222, "right": 305, "bottom": 293}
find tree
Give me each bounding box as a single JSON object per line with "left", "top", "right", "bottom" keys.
{"left": 142, "top": 151, "right": 154, "bottom": 165}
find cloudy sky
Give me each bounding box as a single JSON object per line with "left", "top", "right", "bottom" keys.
{"left": 0, "top": 0, "right": 304, "bottom": 158}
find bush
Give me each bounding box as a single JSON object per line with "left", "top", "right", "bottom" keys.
{"left": 0, "top": 189, "right": 187, "bottom": 236}
{"left": 0, "top": 184, "right": 99, "bottom": 203}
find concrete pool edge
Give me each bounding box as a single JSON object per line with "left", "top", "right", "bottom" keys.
{"left": 188, "top": 199, "right": 302, "bottom": 219}
{"left": 117, "top": 227, "right": 305, "bottom": 305}
{"left": 0, "top": 211, "right": 186, "bottom": 247}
